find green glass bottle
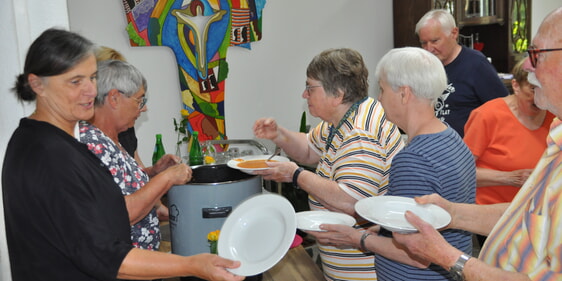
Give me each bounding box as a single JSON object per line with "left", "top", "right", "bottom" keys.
{"left": 189, "top": 131, "right": 203, "bottom": 166}
{"left": 152, "top": 134, "right": 166, "bottom": 165}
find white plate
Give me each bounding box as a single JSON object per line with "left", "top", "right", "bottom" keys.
{"left": 227, "top": 155, "right": 290, "bottom": 174}
{"left": 355, "top": 196, "right": 451, "bottom": 234}
{"left": 296, "top": 211, "right": 356, "bottom": 231}
{"left": 218, "top": 193, "right": 296, "bottom": 276}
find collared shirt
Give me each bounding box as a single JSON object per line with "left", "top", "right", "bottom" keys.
{"left": 308, "top": 97, "right": 404, "bottom": 280}
{"left": 480, "top": 118, "right": 562, "bottom": 280}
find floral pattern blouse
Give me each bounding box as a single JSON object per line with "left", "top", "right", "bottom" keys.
{"left": 78, "top": 121, "right": 160, "bottom": 250}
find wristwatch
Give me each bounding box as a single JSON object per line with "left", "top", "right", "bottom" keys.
{"left": 292, "top": 167, "right": 304, "bottom": 189}
{"left": 449, "top": 253, "right": 470, "bottom": 281}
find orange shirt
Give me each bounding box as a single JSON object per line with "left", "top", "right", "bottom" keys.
{"left": 464, "top": 98, "right": 554, "bottom": 204}
{"left": 480, "top": 118, "right": 562, "bottom": 279}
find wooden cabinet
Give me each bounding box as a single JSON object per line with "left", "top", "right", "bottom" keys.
{"left": 393, "top": 1, "right": 434, "bottom": 49}
{"left": 393, "top": 0, "right": 531, "bottom": 73}
{"left": 441, "top": 0, "right": 506, "bottom": 26}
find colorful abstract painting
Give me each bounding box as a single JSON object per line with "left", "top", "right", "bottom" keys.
{"left": 122, "top": 0, "right": 266, "bottom": 141}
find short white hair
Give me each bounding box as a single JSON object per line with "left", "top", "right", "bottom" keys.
{"left": 95, "top": 60, "right": 147, "bottom": 106}
{"left": 415, "top": 9, "right": 456, "bottom": 35}
{"left": 374, "top": 47, "right": 447, "bottom": 104}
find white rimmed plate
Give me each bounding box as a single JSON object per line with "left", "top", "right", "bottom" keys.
{"left": 227, "top": 155, "right": 290, "bottom": 174}
{"left": 218, "top": 193, "right": 296, "bottom": 276}
{"left": 355, "top": 196, "right": 451, "bottom": 234}
{"left": 296, "top": 211, "right": 356, "bottom": 231}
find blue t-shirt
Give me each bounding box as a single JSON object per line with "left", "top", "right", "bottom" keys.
{"left": 375, "top": 127, "right": 476, "bottom": 281}
{"left": 435, "top": 46, "right": 509, "bottom": 137}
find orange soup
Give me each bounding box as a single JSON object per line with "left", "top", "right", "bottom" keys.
{"left": 237, "top": 159, "right": 277, "bottom": 169}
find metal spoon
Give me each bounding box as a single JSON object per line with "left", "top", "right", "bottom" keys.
{"left": 266, "top": 146, "right": 282, "bottom": 161}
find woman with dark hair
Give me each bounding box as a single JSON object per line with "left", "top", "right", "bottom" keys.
{"left": 2, "top": 28, "right": 242, "bottom": 281}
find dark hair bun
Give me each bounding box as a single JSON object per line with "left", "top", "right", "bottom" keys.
{"left": 12, "top": 74, "right": 36, "bottom": 101}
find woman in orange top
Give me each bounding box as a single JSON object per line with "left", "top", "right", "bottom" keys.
{"left": 464, "top": 58, "right": 554, "bottom": 247}
{"left": 464, "top": 58, "right": 555, "bottom": 205}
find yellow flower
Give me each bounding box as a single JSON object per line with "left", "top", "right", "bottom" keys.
{"left": 204, "top": 155, "right": 216, "bottom": 164}
{"left": 207, "top": 230, "right": 220, "bottom": 241}
{"left": 180, "top": 109, "right": 189, "bottom": 117}
{"left": 207, "top": 230, "right": 220, "bottom": 254}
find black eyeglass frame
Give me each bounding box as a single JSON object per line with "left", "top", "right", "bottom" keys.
{"left": 526, "top": 47, "right": 562, "bottom": 68}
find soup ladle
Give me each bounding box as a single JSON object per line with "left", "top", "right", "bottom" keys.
{"left": 266, "top": 146, "right": 282, "bottom": 161}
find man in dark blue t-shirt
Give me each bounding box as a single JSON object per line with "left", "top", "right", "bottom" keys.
{"left": 415, "top": 9, "right": 509, "bottom": 137}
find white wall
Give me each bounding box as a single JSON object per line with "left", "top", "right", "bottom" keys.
{"left": 66, "top": 0, "right": 394, "bottom": 162}
{"left": 0, "top": 1, "right": 70, "bottom": 279}
{"left": 531, "top": 1, "right": 560, "bottom": 38}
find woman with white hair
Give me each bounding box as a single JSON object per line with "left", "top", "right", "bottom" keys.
{"left": 311, "top": 47, "right": 475, "bottom": 281}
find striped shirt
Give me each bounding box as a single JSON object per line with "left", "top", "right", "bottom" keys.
{"left": 376, "top": 126, "right": 475, "bottom": 280}
{"left": 480, "top": 117, "right": 562, "bottom": 280}
{"left": 308, "top": 97, "right": 404, "bottom": 280}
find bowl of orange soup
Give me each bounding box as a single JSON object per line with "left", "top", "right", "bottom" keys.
{"left": 227, "top": 155, "right": 290, "bottom": 174}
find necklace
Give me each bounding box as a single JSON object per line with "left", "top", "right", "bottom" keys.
{"left": 325, "top": 97, "right": 367, "bottom": 151}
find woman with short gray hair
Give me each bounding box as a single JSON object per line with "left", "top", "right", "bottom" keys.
{"left": 253, "top": 48, "right": 404, "bottom": 280}
{"left": 312, "top": 47, "right": 475, "bottom": 280}
{"left": 79, "top": 59, "right": 188, "bottom": 252}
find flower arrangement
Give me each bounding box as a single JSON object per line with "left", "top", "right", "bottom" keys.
{"left": 173, "top": 109, "right": 191, "bottom": 156}
{"left": 207, "top": 229, "right": 220, "bottom": 254}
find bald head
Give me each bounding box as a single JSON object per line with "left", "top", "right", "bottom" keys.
{"left": 538, "top": 7, "right": 562, "bottom": 45}
{"left": 529, "top": 6, "right": 562, "bottom": 117}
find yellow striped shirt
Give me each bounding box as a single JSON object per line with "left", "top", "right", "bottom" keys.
{"left": 308, "top": 97, "right": 404, "bottom": 280}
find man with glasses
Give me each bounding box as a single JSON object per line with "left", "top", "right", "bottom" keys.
{"left": 416, "top": 9, "right": 509, "bottom": 137}
{"left": 78, "top": 60, "right": 191, "bottom": 252}
{"left": 527, "top": 47, "right": 562, "bottom": 68}
{"left": 391, "top": 6, "right": 562, "bottom": 281}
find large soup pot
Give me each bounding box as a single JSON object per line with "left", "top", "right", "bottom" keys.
{"left": 168, "top": 164, "right": 262, "bottom": 256}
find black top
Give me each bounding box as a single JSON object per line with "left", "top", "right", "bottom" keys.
{"left": 118, "top": 126, "right": 138, "bottom": 157}
{"left": 2, "top": 118, "right": 133, "bottom": 280}
{"left": 436, "top": 46, "right": 509, "bottom": 137}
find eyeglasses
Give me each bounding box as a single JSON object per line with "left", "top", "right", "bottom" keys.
{"left": 526, "top": 47, "right": 562, "bottom": 68}
{"left": 131, "top": 96, "right": 148, "bottom": 110}
{"left": 118, "top": 91, "right": 147, "bottom": 109}
{"left": 305, "top": 85, "right": 322, "bottom": 93}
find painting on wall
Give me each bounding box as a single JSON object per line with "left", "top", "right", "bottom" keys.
{"left": 122, "top": 0, "right": 266, "bottom": 142}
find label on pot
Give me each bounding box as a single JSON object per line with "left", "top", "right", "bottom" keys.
{"left": 202, "top": 206, "right": 232, "bottom": 218}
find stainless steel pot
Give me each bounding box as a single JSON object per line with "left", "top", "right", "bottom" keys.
{"left": 168, "top": 164, "right": 262, "bottom": 256}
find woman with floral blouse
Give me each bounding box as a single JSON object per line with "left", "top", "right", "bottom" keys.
{"left": 78, "top": 59, "right": 191, "bottom": 250}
